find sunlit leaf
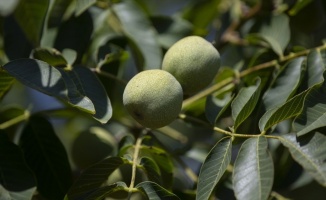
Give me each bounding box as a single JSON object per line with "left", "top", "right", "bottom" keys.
{"left": 0, "top": 133, "right": 36, "bottom": 200}
{"left": 19, "top": 115, "right": 72, "bottom": 200}
{"left": 140, "top": 157, "right": 162, "bottom": 185}
{"left": 136, "top": 181, "right": 180, "bottom": 200}
{"left": 279, "top": 133, "right": 326, "bottom": 186}
{"left": 113, "top": 1, "right": 162, "bottom": 70}
{"left": 262, "top": 57, "right": 305, "bottom": 111}
{"left": 14, "top": 0, "right": 49, "bottom": 46}
{"left": 259, "top": 88, "right": 312, "bottom": 132}
{"left": 231, "top": 78, "right": 261, "bottom": 130}
{"left": 66, "top": 156, "right": 128, "bottom": 200}
{"left": 233, "top": 137, "right": 274, "bottom": 200}
{"left": 196, "top": 137, "right": 232, "bottom": 200}
{"left": 75, "top": 0, "right": 96, "bottom": 16}
{"left": 0, "top": 70, "right": 14, "bottom": 100}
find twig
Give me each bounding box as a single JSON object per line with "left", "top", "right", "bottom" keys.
{"left": 182, "top": 43, "right": 326, "bottom": 109}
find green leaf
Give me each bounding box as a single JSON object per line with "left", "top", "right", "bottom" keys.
{"left": 304, "top": 49, "right": 326, "bottom": 87}
{"left": 113, "top": 1, "right": 162, "bottom": 70}
{"left": 182, "top": 0, "right": 222, "bottom": 34}
{"left": 14, "top": 0, "right": 49, "bottom": 46}
{"left": 19, "top": 115, "right": 72, "bottom": 200}
{"left": 71, "top": 127, "right": 118, "bottom": 169}
{"left": 75, "top": 0, "right": 96, "bottom": 16}
{"left": 248, "top": 14, "right": 290, "bottom": 57}
{"left": 32, "top": 47, "right": 68, "bottom": 67}
{"left": 289, "top": 0, "right": 313, "bottom": 15}
{"left": 58, "top": 68, "right": 95, "bottom": 114}
{"left": 196, "top": 137, "right": 232, "bottom": 200}
{"left": 279, "top": 133, "right": 326, "bottom": 186}
{"left": 71, "top": 66, "right": 112, "bottom": 123}
{"left": 140, "top": 145, "right": 174, "bottom": 188}
{"left": 140, "top": 157, "right": 162, "bottom": 185}
{"left": 294, "top": 78, "right": 326, "bottom": 136}
{"left": 151, "top": 15, "right": 193, "bottom": 49}
{"left": 65, "top": 182, "right": 128, "bottom": 200}
{"left": 0, "top": 70, "right": 14, "bottom": 100}
{"left": 3, "top": 58, "right": 67, "bottom": 98}
{"left": 262, "top": 57, "right": 305, "bottom": 111}
{"left": 47, "top": 0, "right": 73, "bottom": 28}
{"left": 136, "top": 181, "right": 180, "bottom": 200}
{"left": 231, "top": 78, "right": 262, "bottom": 130}
{"left": 259, "top": 88, "right": 312, "bottom": 132}
{"left": 0, "top": 133, "right": 36, "bottom": 200}
{"left": 233, "top": 137, "right": 274, "bottom": 200}
{"left": 66, "top": 156, "right": 128, "bottom": 200}
{"left": 205, "top": 92, "right": 233, "bottom": 125}
{"left": 0, "top": 0, "right": 19, "bottom": 16}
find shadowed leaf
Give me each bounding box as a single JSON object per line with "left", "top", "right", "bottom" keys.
{"left": 113, "top": 1, "right": 162, "bottom": 70}
{"left": 14, "top": 0, "right": 49, "bottom": 46}
{"left": 279, "top": 133, "right": 326, "bottom": 186}
{"left": 233, "top": 137, "right": 274, "bottom": 200}
{"left": 136, "top": 181, "right": 180, "bottom": 200}
{"left": 0, "top": 70, "right": 14, "bottom": 100}
{"left": 232, "top": 78, "right": 261, "bottom": 130}
{"left": 19, "top": 115, "right": 72, "bottom": 200}
{"left": 0, "top": 133, "right": 36, "bottom": 200}
{"left": 196, "top": 137, "right": 232, "bottom": 200}
{"left": 66, "top": 157, "right": 128, "bottom": 200}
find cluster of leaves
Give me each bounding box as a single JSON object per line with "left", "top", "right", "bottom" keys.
{"left": 1, "top": 0, "right": 326, "bottom": 200}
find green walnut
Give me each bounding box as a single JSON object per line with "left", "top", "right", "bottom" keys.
{"left": 123, "top": 69, "right": 183, "bottom": 129}
{"left": 162, "top": 36, "right": 221, "bottom": 95}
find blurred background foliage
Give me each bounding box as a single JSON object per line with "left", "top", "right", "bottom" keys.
{"left": 1, "top": 0, "right": 326, "bottom": 199}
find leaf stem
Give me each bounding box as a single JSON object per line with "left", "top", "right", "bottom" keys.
{"left": 182, "top": 43, "right": 326, "bottom": 109}
{"left": 90, "top": 67, "right": 128, "bottom": 85}
{"left": 0, "top": 110, "right": 30, "bottom": 129}
{"left": 128, "top": 129, "right": 146, "bottom": 198}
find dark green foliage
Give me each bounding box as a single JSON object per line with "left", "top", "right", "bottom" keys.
{"left": 1, "top": 0, "right": 326, "bottom": 200}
